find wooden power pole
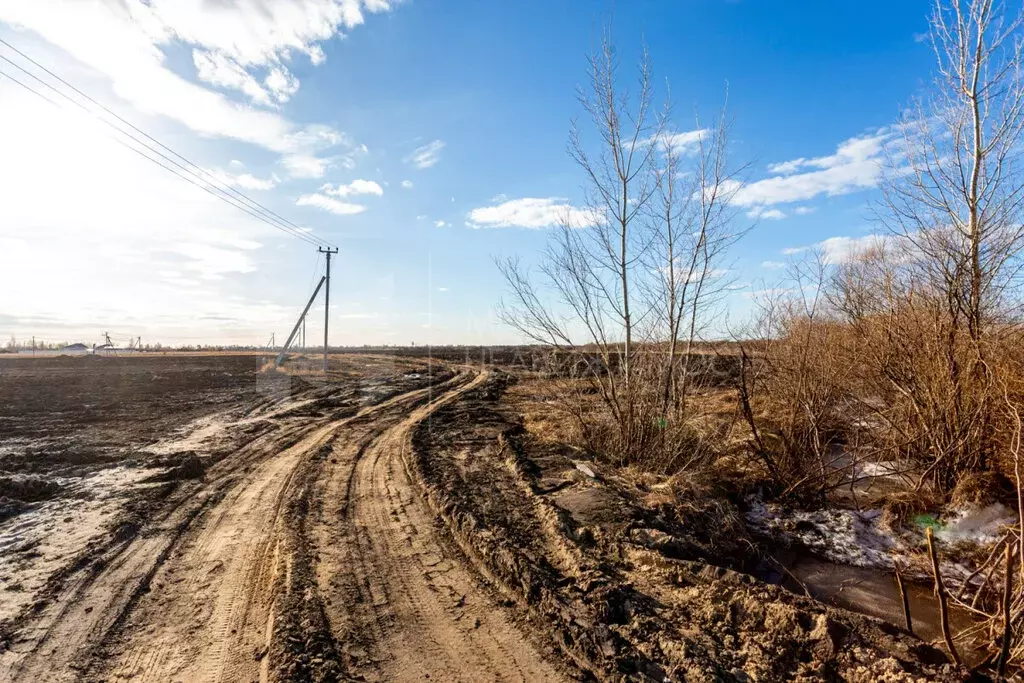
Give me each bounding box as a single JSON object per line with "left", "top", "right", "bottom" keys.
{"left": 318, "top": 247, "right": 339, "bottom": 375}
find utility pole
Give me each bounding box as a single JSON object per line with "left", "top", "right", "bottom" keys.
{"left": 318, "top": 247, "right": 339, "bottom": 375}
{"left": 275, "top": 277, "right": 326, "bottom": 367}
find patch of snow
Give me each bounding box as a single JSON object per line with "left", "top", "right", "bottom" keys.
{"left": 747, "top": 501, "right": 898, "bottom": 568}
{"left": 936, "top": 503, "right": 1014, "bottom": 544}
{"left": 0, "top": 465, "right": 156, "bottom": 624}
{"left": 746, "top": 499, "right": 1003, "bottom": 587}
{"left": 144, "top": 412, "right": 231, "bottom": 456}
{"left": 574, "top": 461, "right": 598, "bottom": 479}
{"left": 856, "top": 461, "right": 905, "bottom": 478}
{"left": 143, "top": 392, "right": 315, "bottom": 457}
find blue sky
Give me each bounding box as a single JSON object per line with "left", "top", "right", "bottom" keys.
{"left": 0, "top": 0, "right": 937, "bottom": 346}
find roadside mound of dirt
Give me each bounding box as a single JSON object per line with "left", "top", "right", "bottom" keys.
{"left": 408, "top": 372, "right": 965, "bottom": 682}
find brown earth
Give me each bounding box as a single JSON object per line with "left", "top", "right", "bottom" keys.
{"left": 0, "top": 354, "right": 975, "bottom": 681}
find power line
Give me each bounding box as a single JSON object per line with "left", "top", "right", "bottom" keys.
{"left": 0, "top": 39, "right": 335, "bottom": 249}
{"left": 2, "top": 62, "right": 323, "bottom": 247}
{"left": 0, "top": 67, "right": 60, "bottom": 108}
{"left": 0, "top": 50, "right": 322, "bottom": 248}
{"left": 0, "top": 38, "right": 331, "bottom": 249}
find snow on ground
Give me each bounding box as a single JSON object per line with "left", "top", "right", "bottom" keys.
{"left": 143, "top": 412, "right": 231, "bottom": 456}
{"left": 936, "top": 503, "right": 1015, "bottom": 545}
{"left": 0, "top": 389, "right": 321, "bottom": 625}
{"left": 0, "top": 465, "right": 156, "bottom": 623}
{"left": 747, "top": 501, "right": 899, "bottom": 568}
{"left": 855, "top": 461, "right": 908, "bottom": 478}
{"left": 747, "top": 498, "right": 1015, "bottom": 587}
{"left": 142, "top": 392, "right": 314, "bottom": 456}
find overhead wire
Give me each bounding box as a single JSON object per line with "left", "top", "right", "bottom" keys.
{"left": 0, "top": 37, "right": 331, "bottom": 249}
{"left": 0, "top": 39, "right": 335, "bottom": 250}
{"left": 0, "top": 52, "right": 323, "bottom": 249}
{"left": 0, "top": 67, "right": 62, "bottom": 108}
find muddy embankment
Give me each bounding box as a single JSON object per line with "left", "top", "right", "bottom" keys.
{"left": 408, "top": 371, "right": 966, "bottom": 682}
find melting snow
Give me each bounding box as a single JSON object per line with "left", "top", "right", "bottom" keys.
{"left": 747, "top": 498, "right": 1014, "bottom": 587}
{"left": 747, "top": 501, "right": 899, "bottom": 568}
{"left": 936, "top": 503, "right": 1015, "bottom": 544}
{"left": 0, "top": 466, "right": 155, "bottom": 623}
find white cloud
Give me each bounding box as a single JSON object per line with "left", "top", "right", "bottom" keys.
{"left": 467, "top": 197, "right": 602, "bottom": 230}
{"left": 731, "top": 130, "right": 893, "bottom": 209}
{"left": 401, "top": 179, "right": 413, "bottom": 189}
{"left": 437, "top": 287, "right": 449, "bottom": 292}
{"left": 282, "top": 154, "right": 333, "bottom": 179}
{"left": 747, "top": 208, "right": 787, "bottom": 220}
{"left": 405, "top": 139, "right": 445, "bottom": 169}
{"left": 0, "top": 81, "right": 296, "bottom": 344}
{"left": 207, "top": 167, "right": 278, "bottom": 190}
{"left": 793, "top": 206, "right": 817, "bottom": 215}
{"left": 0, "top": 0, "right": 391, "bottom": 177}
{"left": 415, "top": 214, "right": 427, "bottom": 221}
{"left": 148, "top": 0, "right": 396, "bottom": 67}
{"left": 322, "top": 179, "right": 383, "bottom": 197}
{"left": 761, "top": 261, "right": 785, "bottom": 269}
{"left": 264, "top": 66, "right": 300, "bottom": 104}
{"left": 434, "top": 220, "right": 447, "bottom": 228}
{"left": 192, "top": 49, "right": 272, "bottom": 105}
{"left": 282, "top": 143, "right": 367, "bottom": 178}
{"left": 816, "top": 235, "right": 890, "bottom": 264}
{"left": 780, "top": 234, "right": 892, "bottom": 264}
{"left": 643, "top": 128, "right": 708, "bottom": 155}
{"left": 296, "top": 193, "right": 366, "bottom": 215}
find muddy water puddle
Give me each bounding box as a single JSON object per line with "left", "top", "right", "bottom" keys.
{"left": 772, "top": 554, "right": 988, "bottom": 666}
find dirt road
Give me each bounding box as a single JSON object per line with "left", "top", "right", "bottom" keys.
{"left": 0, "top": 368, "right": 566, "bottom": 682}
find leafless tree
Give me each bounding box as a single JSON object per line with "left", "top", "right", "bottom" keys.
{"left": 874, "top": 0, "right": 1024, "bottom": 481}
{"left": 642, "top": 99, "right": 745, "bottom": 418}
{"left": 566, "top": 27, "right": 662, "bottom": 388}
{"left": 887, "top": 0, "right": 1024, "bottom": 328}
{"left": 497, "top": 26, "right": 659, "bottom": 447}
{"left": 497, "top": 27, "right": 745, "bottom": 469}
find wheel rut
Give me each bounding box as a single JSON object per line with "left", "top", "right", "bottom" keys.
{"left": 311, "top": 370, "right": 567, "bottom": 682}
{"left": 1, "top": 370, "right": 567, "bottom": 683}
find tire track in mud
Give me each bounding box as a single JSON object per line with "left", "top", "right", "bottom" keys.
{"left": 309, "top": 370, "right": 567, "bottom": 682}
{"left": 0, "top": 408, "right": 317, "bottom": 683}
{"left": 101, "top": 417, "right": 341, "bottom": 683}
{"left": 2, "top": 370, "right": 568, "bottom": 683}
{"left": 0, "top": 379, "right": 391, "bottom": 682}
{"left": 97, "top": 379, "right": 464, "bottom": 683}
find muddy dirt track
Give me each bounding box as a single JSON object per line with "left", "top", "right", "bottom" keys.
{"left": 0, "top": 362, "right": 566, "bottom": 682}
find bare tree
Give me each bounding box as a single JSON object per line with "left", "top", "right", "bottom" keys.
{"left": 497, "top": 27, "right": 660, "bottom": 454}
{"left": 566, "top": 27, "right": 662, "bottom": 389}
{"left": 879, "top": 0, "right": 1024, "bottom": 481}
{"left": 643, "top": 99, "right": 745, "bottom": 418}
{"left": 497, "top": 27, "right": 745, "bottom": 469}
{"left": 887, "top": 0, "right": 1024, "bottom": 334}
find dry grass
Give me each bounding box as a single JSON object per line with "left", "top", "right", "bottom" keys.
{"left": 507, "top": 368, "right": 747, "bottom": 477}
